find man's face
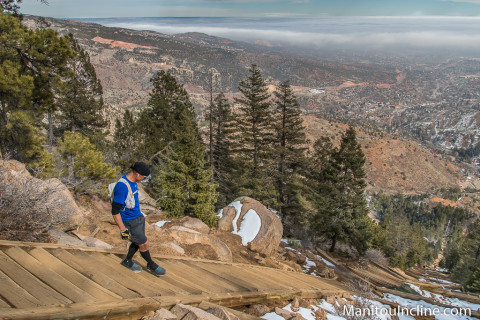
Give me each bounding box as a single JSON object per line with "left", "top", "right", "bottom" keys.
{"left": 135, "top": 173, "right": 147, "bottom": 182}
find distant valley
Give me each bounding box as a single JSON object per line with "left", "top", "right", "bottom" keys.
{"left": 23, "top": 15, "right": 480, "bottom": 194}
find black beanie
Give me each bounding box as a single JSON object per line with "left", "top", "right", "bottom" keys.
{"left": 130, "top": 162, "right": 150, "bottom": 176}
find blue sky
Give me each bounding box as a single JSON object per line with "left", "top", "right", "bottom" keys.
{"left": 19, "top": 0, "right": 480, "bottom": 18}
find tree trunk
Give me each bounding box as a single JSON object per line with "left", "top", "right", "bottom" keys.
{"left": 329, "top": 233, "right": 337, "bottom": 252}
{"left": 48, "top": 109, "right": 54, "bottom": 148}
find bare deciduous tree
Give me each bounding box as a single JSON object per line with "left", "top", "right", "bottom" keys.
{"left": 0, "top": 163, "right": 63, "bottom": 242}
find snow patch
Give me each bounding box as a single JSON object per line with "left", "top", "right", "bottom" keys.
{"left": 229, "top": 201, "right": 243, "bottom": 233}
{"left": 232, "top": 209, "right": 262, "bottom": 246}
{"left": 154, "top": 220, "right": 170, "bottom": 228}
{"left": 261, "top": 313, "right": 285, "bottom": 320}
{"left": 317, "top": 254, "right": 336, "bottom": 267}
{"left": 428, "top": 277, "right": 458, "bottom": 285}
{"left": 217, "top": 208, "right": 223, "bottom": 219}
{"left": 283, "top": 304, "right": 316, "bottom": 320}
{"left": 406, "top": 283, "right": 432, "bottom": 298}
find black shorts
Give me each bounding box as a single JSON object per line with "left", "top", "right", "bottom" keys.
{"left": 123, "top": 215, "right": 147, "bottom": 245}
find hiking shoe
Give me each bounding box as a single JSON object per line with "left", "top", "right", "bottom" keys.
{"left": 147, "top": 263, "right": 166, "bottom": 277}
{"left": 121, "top": 259, "right": 142, "bottom": 273}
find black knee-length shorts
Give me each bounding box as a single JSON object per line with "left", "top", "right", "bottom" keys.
{"left": 123, "top": 215, "right": 147, "bottom": 245}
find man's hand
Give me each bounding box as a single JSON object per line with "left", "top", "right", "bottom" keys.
{"left": 120, "top": 229, "right": 130, "bottom": 240}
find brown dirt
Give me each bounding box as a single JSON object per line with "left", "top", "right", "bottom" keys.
{"left": 183, "top": 243, "right": 218, "bottom": 260}
{"left": 302, "top": 115, "right": 462, "bottom": 195}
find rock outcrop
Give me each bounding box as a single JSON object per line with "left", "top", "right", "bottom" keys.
{"left": 218, "top": 197, "right": 283, "bottom": 256}
{"left": 158, "top": 225, "right": 232, "bottom": 262}
{"left": 0, "top": 160, "right": 84, "bottom": 233}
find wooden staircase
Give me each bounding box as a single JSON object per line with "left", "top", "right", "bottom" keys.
{"left": 0, "top": 240, "right": 347, "bottom": 319}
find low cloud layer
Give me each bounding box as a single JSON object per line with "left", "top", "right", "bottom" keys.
{"left": 91, "top": 17, "right": 480, "bottom": 54}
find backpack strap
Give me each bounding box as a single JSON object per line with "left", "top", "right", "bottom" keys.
{"left": 118, "top": 178, "right": 134, "bottom": 200}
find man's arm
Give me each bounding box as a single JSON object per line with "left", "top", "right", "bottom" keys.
{"left": 112, "top": 202, "right": 129, "bottom": 239}
{"left": 112, "top": 212, "right": 127, "bottom": 232}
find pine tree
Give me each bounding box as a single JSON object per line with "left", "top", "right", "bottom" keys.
{"left": 206, "top": 92, "right": 236, "bottom": 207}
{"left": 113, "top": 109, "right": 139, "bottom": 171}
{"left": 1, "top": 0, "right": 21, "bottom": 15}
{"left": 138, "top": 70, "right": 197, "bottom": 160}
{"left": 272, "top": 80, "right": 308, "bottom": 230}
{"left": 152, "top": 147, "right": 218, "bottom": 227}
{"left": 144, "top": 71, "right": 218, "bottom": 226}
{"left": 311, "top": 127, "right": 370, "bottom": 254}
{"left": 57, "top": 131, "right": 118, "bottom": 194}
{"left": 57, "top": 36, "right": 106, "bottom": 140}
{"left": 233, "top": 64, "right": 276, "bottom": 206}
{"left": 0, "top": 9, "right": 72, "bottom": 168}
{"left": 331, "top": 127, "right": 369, "bottom": 253}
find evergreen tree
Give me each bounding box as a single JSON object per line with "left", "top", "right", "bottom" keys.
{"left": 206, "top": 92, "right": 236, "bottom": 207}
{"left": 272, "top": 80, "right": 308, "bottom": 230}
{"left": 57, "top": 131, "right": 117, "bottom": 194}
{"left": 152, "top": 147, "right": 218, "bottom": 227}
{"left": 138, "top": 70, "right": 196, "bottom": 160}
{"left": 334, "top": 127, "right": 369, "bottom": 253}
{"left": 467, "top": 265, "right": 480, "bottom": 293}
{"left": 0, "top": 9, "right": 72, "bottom": 169}
{"left": 233, "top": 64, "right": 276, "bottom": 206}
{"left": 144, "top": 71, "right": 218, "bottom": 225}
{"left": 57, "top": 36, "right": 106, "bottom": 140}
{"left": 1, "top": 0, "right": 21, "bottom": 15}
{"left": 234, "top": 64, "right": 273, "bottom": 171}
{"left": 311, "top": 127, "right": 370, "bottom": 254}
{"left": 113, "top": 109, "right": 139, "bottom": 171}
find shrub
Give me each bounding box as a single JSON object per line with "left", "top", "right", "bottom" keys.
{"left": 364, "top": 248, "right": 388, "bottom": 266}
{"left": 56, "top": 131, "right": 118, "bottom": 194}
{"left": 0, "top": 163, "right": 59, "bottom": 242}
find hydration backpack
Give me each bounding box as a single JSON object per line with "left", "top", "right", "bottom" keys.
{"left": 108, "top": 178, "right": 136, "bottom": 209}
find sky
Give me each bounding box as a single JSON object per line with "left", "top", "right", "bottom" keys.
{"left": 18, "top": 0, "right": 480, "bottom": 18}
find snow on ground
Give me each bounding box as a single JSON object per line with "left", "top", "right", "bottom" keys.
{"left": 383, "top": 293, "right": 477, "bottom": 319}
{"left": 262, "top": 296, "right": 401, "bottom": 320}
{"left": 232, "top": 209, "right": 261, "bottom": 246}
{"left": 154, "top": 220, "right": 170, "bottom": 228}
{"left": 406, "top": 283, "right": 432, "bottom": 298}
{"left": 281, "top": 240, "right": 336, "bottom": 269}
{"left": 283, "top": 303, "right": 316, "bottom": 320}
{"left": 261, "top": 312, "right": 284, "bottom": 320}
{"left": 317, "top": 254, "right": 336, "bottom": 267}
{"left": 406, "top": 282, "right": 480, "bottom": 310}
{"left": 304, "top": 257, "right": 316, "bottom": 269}
{"left": 429, "top": 277, "right": 459, "bottom": 285}
{"left": 217, "top": 208, "right": 223, "bottom": 218}
{"left": 261, "top": 290, "right": 478, "bottom": 320}
{"left": 431, "top": 293, "right": 480, "bottom": 310}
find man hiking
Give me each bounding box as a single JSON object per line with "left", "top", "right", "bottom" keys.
{"left": 111, "top": 161, "right": 166, "bottom": 276}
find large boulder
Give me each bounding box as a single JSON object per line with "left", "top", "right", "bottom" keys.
{"left": 0, "top": 160, "right": 84, "bottom": 233}
{"left": 178, "top": 216, "right": 210, "bottom": 233}
{"left": 217, "top": 197, "right": 283, "bottom": 256}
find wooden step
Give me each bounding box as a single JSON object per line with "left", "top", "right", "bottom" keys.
{"left": 102, "top": 253, "right": 203, "bottom": 295}
{"left": 51, "top": 248, "right": 139, "bottom": 299}
{"left": 28, "top": 248, "right": 119, "bottom": 302}
{"left": 0, "top": 251, "right": 71, "bottom": 306}
{"left": 4, "top": 247, "right": 96, "bottom": 303}
{"left": 0, "top": 240, "right": 349, "bottom": 319}
{"left": 0, "top": 269, "right": 42, "bottom": 308}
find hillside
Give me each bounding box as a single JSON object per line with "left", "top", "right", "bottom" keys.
{"left": 22, "top": 15, "right": 397, "bottom": 116}
{"left": 303, "top": 115, "right": 462, "bottom": 194}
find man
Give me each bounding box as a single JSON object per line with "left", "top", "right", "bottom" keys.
{"left": 112, "top": 161, "right": 166, "bottom": 276}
